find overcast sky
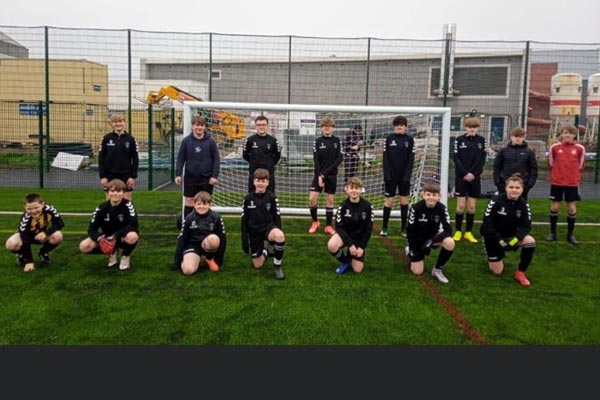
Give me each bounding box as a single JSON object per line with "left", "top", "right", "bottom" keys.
{"left": 1, "top": 0, "right": 599, "bottom": 43}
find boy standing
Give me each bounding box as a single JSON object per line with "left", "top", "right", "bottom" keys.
{"left": 241, "top": 168, "right": 286, "bottom": 280}
{"left": 493, "top": 127, "right": 538, "bottom": 200}
{"left": 173, "top": 191, "right": 227, "bottom": 275}
{"left": 242, "top": 115, "right": 281, "bottom": 193}
{"left": 546, "top": 125, "right": 586, "bottom": 244}
{"left": 380, "top": 115, "right": 415, "bottom": 237}
{"left": 327, "top": 177, "right": 374, "bottom": 275}
{"left": 406, "top": 183, "right": 455, "bottom": 284}
{"left": 307, "top": 117, "right": 343, "bottom": 235}
{"left": 5, "top": 193, "right": 64, "bottom": 272}
{"left": 175, "top": 115, "right": 221, "bottom": 218}
{"left": 452, "top": 117, "right": 487, "bottom": 243}
{"left": 79, "top": 179, "right": 140, "bottom": 270}
{"left": 98, "top": 113, "right": 139, "bottom": 201}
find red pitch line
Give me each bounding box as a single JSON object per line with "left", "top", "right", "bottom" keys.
{"left": 373, "top": 224, "right": 489, "bottom": 345}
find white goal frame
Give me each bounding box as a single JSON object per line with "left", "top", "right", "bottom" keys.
{"left": 183, "top": 101, "right": 451, "bottom": 215}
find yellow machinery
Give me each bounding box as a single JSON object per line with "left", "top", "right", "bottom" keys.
{"left": 146, "top": 85, "right": 246, "bottom": 147}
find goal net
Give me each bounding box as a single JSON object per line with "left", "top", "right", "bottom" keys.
{"left": 182, "top": 101, "right": 451, "bottom": 216}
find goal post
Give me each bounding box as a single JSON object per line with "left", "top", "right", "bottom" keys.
{"left": 182, "top": 101, "right": 451, "bottom": 215}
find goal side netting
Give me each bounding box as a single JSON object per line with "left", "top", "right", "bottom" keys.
{"left": 182, "top": 101, "right": 451, "bottom": 216}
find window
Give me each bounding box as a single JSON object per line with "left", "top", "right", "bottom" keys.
{"left": 430, "top": 66, "right": 509, "bottom": 96}
{"left": 450, "top": 117, "right": 462, "bottom": 131}
{"left": 210, "top": 70, "right": 222, "bottom": 80}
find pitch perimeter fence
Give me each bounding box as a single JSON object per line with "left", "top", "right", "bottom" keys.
{"left": 0, "top": 26, "right": 598, "bottom": 197}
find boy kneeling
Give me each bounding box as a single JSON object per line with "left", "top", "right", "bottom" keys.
{"left": 173, "top": 191, "right": 226, "bottom": 275}
{"left": 241, "top": 168, "right": 286, "bottom": 280}
{"left": 406, "top": 183, "right": 455, "bottom": 284}
{"left": 327, "top": 177, "right": 374, "bottom": 275}
{"left": 79, "top": 179, "right": 139, "bottom": 270}
{"left": 5, "top": 193, "right": 64, "bottom": 272}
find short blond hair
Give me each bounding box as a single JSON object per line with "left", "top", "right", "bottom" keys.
{"left": 464, "top": 117, "right": 480, "bottom": 128}
{"left": 321, "top": 117, "right": 335, "bottom": 127}
{"left": 346, "top": 176, "right": 363, "bottom": 189}
{"left": 193, "top": 191, "right": 212, "bottom": 204}
{"left": 107, "top": 179, "right": 126, "bottom": 191}
{"left": 110, "top": 113, "right": 126, "bottom": 123}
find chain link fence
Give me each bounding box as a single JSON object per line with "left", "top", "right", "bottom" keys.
{"left": 0, "top": 26, "right": 598, "bottom": 198}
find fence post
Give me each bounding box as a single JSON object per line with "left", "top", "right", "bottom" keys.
{"left": 148, "top": 104, "right": 153, "bottom": 190}
{"left": 209, "top": 33, "right": 213, "bottom": 101}
{"left": 286, "top": 35, "right": 292, "bottom": 165}
{"left": 128, "top": 29, "right": 132, "bottom": 133}
{"left": 362, "top": 37, "right": 371, "bottom": 179}
{"left": 520, "top": 41, "right": 530, "bottom": 128}
{"left": 38, "top": 100, "right": 44, "bottom": 188}
{"left": 170, "top": 107, "right": 176, "bottom": 182}
{"left": 287, "top": 36, "right": 293, "bottom": 105}
{"left": 442, "top": 32, "right": 451, "bottom": 107}
{"left": 44, "top": 26, "right": 50, "bottom": 174}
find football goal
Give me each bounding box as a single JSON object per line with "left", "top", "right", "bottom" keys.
{"left": 182, "top": 101, "right": 451, "bottom": 216}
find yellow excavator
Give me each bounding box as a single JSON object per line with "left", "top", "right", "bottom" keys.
{"left": 146, "top": 85, "right": 246, "bottom": 147}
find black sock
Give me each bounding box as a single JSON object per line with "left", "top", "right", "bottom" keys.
{"left": 549, "top": 211, "right": 558, "bottom": 234}
{"left": 274, "top": 241, "right": 285, "bottom": 266}
{"left": 325, "top": 208, "right": 334, "bottom": 226}
{"left": 567, "top": 213, "right": 576, "bottom": 236}
{"left": 19, "top": 246, "right": 33, "bottom": 264}
{"left": 466, "top": 212, "right": 475, "bottom": 232}
{"left": 310, "top": 206, "right": 318, "bottom": 222}
{"left": 518, "top": 243, "right": 536, "bottom": 272}
{"left": 40, "top": 242, "right": 58, "bottom": 255}
{"left": 382, "top": 206, "right": 392, "bottom": 229}
{"left": 330, "top": 249, "right": 349, "bottom": 264}
{"left": 435, "top": 248, "right": 453, "bottom": 269}
{"left": 400, "top": 204, "right": 408, "bottom": 230}
{"left": 121, "top": 241, "right": 138, "bottom": 256}
{"left": 455, "top": 212, "right": 464, "bottom": 232}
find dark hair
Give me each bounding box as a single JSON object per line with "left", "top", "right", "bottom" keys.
{"left": 191, "top": 115, "right": 206, "bottom": 126}
{"left": 24, "top": 193, "right": 43, "bottom": 204}
{"left": 255, "top": 115, "right": 269, "bottom": 124}
{"left": 421, "top": 182, "right": 441, "bottom": 194}
{"left": 253, "top": 168, "right": 270, "bottom": 180}
{"left": 510, "top": 127, "right": 526, "bottom": 137}
{"left": 392, "top": 115, "right": 408, "bottom": 127}
{"left": 352, "top": 124, "right": 363, "bottom": 132}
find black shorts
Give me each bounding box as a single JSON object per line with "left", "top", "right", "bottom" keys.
{"left": 182, "top": 244, "right": 210, "bottom": 258}
{"left": 549, "top": 185, "right": 581, "bottom": 202}
{"left": 454, "top": 176, "right": 481, "bottom": 198}
{"left": 104, "top": 174, "right": 134, "bottom": 192}
{"left": 249, "top": 227, "right": 277, "bottom": 258}
{"left": 408, "top": 238, "right": 443, "bottom": 262}
{"left": 483, "top": 236, "right": 506, "bottom": 262}
{"left": 384, "top": 181, "right": 410, "bottom": 197}
{"left": 310, "top": 174, "right": 338, "bottom": 195}
{"left": 183, "top": 177, "right": 214, "bottom": 197}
